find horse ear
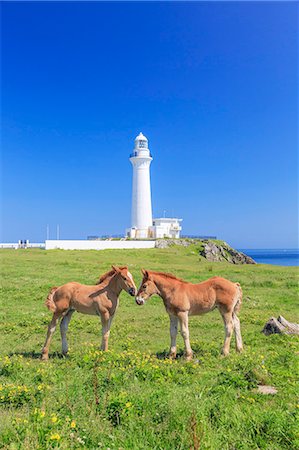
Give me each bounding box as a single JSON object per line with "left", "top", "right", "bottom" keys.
{"left": 141, "top": 269, "right": 149, "bottom": 278}
{"left": 112, "top": 265, "right": 120, "bottom": 273}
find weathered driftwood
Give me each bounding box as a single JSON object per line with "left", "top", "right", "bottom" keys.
{"left": 262, "top": 315, "right": 299, "bottom": 336}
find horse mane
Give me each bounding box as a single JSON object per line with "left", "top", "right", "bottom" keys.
{"left": 148, "top": 271, "right": 187, "bottom": 283}
{"left": 96, "top": 266, "right": 127, "bottom": 284}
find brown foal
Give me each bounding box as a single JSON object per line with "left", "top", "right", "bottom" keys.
{"left": 136, "top": 270, "right": 243, "bottom": 358}
{"left": 41, "top": 266, "right": 137, "bottom": 360}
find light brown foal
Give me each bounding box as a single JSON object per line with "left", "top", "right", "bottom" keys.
{"left": 136, "top": 270, "right": 243, "bottom": 359}
{"left": 41, "top": 266, "right": 137, "bottom": 360}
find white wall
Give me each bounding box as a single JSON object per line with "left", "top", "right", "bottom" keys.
{"left": 0, "top": 243, "right": 45, "bottom": 249}
{"left": 45, "top": 240, "right": 156, "bottom": 250}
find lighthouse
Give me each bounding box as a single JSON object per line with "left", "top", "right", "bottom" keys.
{"left": 127, "top": 132, "right": 153, "bottom": 239}
{"left": 126, "top": 132, "right": 182, "bottom": 240}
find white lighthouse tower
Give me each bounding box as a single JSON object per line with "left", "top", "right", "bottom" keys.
{"left": 127, "top": 132, "right": 153, "bottom": 239}
{"left": 126, "top": 132, "right": 182, "bottom": 240}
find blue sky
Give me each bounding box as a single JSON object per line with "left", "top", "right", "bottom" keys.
{"left": 1, "top": 1, "right": 298, "bottom": 248}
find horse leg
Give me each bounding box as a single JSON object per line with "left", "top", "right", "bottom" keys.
{"left": 169, "top": 314, "right": 178, "bottom": 359}
{"left": 41, "top": 312, "right": 61, "bottom": 360}
{"left": 221, "top": 311, "right": 234, "bottom": 356}
{"left": 100, "top": 313, "right": 112, "bottom": 351}
{"left": 232, "top": 312, "right": 243, "bottom": 352}
{"left": 178, "top": 312, "right": 193, "bottom": 360}
{"left": 60, "top": 309, "right": 75, "bottom": 356}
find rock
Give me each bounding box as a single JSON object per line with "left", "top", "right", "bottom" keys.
{"left": 262, "top": 316, "right": 299, "bottom": 335}
{"left": 155, "top": 238, "right": 256, "bottom": 264}
{"left": 155, "top": 240, "right": 170, "bottom": 249}
{"left": 199, "top": 240, "right": 256, "bottom": 265}
{"left": 257, "top": 385, "right": 278, "bottom": 395}
{"left": 155, "top": 239, "right": 196, "bottom": 249}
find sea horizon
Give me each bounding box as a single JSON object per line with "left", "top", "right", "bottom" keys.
{"left": 239, "top": 248, "right": 299, "bottom": 267}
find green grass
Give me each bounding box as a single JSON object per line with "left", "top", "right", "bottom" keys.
{"left": 0, "top": 247, "right": 298, "bottom": 449}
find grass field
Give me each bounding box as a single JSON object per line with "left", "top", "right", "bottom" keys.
{"left": 0, "top": 246, "right": 298, "bottom": 449}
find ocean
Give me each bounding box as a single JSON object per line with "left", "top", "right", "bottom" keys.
{"left": 239, "top": 249, "right": 299, "bottom": 267}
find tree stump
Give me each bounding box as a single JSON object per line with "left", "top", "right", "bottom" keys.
{"left": 262, "top": 316, "right": 299, "bottom": 335}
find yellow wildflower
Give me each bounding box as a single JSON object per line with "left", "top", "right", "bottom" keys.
{"left": 70, "top": 420, "right": 76, "bottom": 428}
{"left": 51, "top": 416, "right": 58, "bottom": 423}
{"left": 50, "top": 433, "right": 61, "bottom": 441}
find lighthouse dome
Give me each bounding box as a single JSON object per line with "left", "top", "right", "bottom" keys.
{"left": 134, "top": 132, "right": 148, "bottom": 150}
{"left": 135, "top": 132, "right": 148, "bottom": 142}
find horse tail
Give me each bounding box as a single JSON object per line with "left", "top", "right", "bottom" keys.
{"left": 45, "top": 287, "right": 58, "bottom": 312}
{"left": 233, "top": 282, "right": 242, "bottom": 314}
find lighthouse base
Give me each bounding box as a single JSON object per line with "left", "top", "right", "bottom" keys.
{"left": 126, "top": 227, "right": 153, "bottom": 239}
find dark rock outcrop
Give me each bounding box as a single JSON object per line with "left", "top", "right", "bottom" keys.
{"left": 199, "top": 240, "right": 256, "bottom": 264}
{"left": 155, "top": 238, "right": 256, "bottom": 264}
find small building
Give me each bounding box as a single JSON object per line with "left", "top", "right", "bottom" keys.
{"left": 149, "top": 218, "right": 182, "bottom": 239}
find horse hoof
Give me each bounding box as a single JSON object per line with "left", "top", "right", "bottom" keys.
{"left": 169, "top": 353, "right": 176, "bottom": 360}
{"left": 185, "top": 354, "right": 193, "bottom": 361}
{"left": 41, "top": 355, "right": 49, "bottom": 361}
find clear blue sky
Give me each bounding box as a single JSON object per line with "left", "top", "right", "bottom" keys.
{"left": 1, "top": 1, "right": 298, "bottom": 248}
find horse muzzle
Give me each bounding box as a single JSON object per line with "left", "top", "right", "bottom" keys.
{"left": 135, "top": 297, "right": 145, "bottom": 305}
{"left": 129, "top": 288, "right": 136, "bottom": 296}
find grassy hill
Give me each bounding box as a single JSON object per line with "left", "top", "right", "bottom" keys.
{"left": 0, "top": 247, "right": 298, "bottom": 449}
